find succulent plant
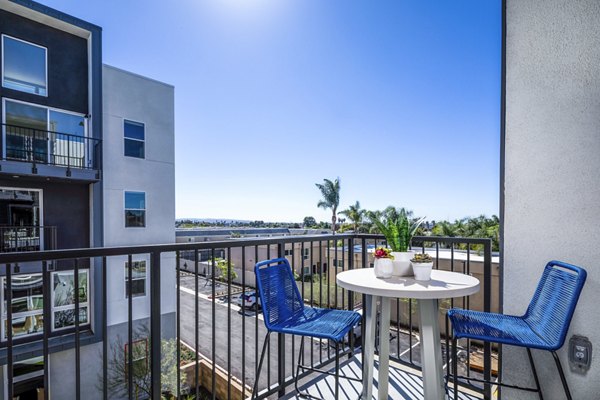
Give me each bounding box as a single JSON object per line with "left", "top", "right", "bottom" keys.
{"left": 374, "top": 247, "right": 394, "bottom": 259}
{"left": 411, "top": 253, "right": 433, "bottom": 263}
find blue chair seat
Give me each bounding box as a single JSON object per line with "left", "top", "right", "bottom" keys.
{"left": 448, "top": 309, "right": 554, "bottom": 350}
{"left": 270, "top": 307, "right": 361, "bottom": 342}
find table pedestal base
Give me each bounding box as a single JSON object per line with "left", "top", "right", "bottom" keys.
{"left": 417, "top": 298, "right": 445, "bottom": 400}
{"left": 361, "top": 297, "right": 446, "bottom": 400}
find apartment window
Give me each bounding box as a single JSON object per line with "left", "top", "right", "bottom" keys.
{"left": 124, "top": 120, "right": 145, "bottom": 158}
{"left": 125, "top": 192, "right": 146, "bottom": 227}
{"left": 303, "top": 248, "right": 309, "bottom": 260}
{"left": 1, "top": 270, "right": 89, "bottom": 339}
{"left": 12, "top": 356, "right": 45, "bottom": 398}
{"left": 125, "top": 261, "right": 146, "bottom": 298}
{"left": 52, "top": 270, "right": 89, "bottom": 331}
{"left": 334, "top": 259, "right": 344, "bottom": 268}
{"left": 1, "top": 275, "right": 43, "bottom": 339}
{"left": 284, "top": 249, "right": 293, "bottom": 256}
{"left": 124, "top": 338, "right": 148, "bottom": 378}
{"left": 2, "top": 35, "right": 47, "bottom": 96}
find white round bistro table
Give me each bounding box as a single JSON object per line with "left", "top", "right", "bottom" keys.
{"left": 337, "top": 269, "right": 480, "bottom": 400}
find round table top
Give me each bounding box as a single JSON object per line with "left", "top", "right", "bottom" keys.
{"left": 336, "top": 268, "right": 480, "bottom": 299}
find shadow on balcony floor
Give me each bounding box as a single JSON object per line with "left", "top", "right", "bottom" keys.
{"left": 280, "top": 354, "right": 482, "bottom": 400}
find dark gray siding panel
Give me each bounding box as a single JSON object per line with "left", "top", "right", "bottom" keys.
{"left": 0, "top": 9, "right": 88, "bottom": 114}
{"left": 0, "top": 178, "right": 90, "bottom": 249}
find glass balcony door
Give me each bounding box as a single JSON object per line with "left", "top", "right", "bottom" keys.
{"left": 49, "top": 110, "right": 86, "bottom": 168}
{"left": 4, "top": 100, "right": 47, "bottom": 163}
{"left": 2, "top": 99, "right": 86, "bottom": 167}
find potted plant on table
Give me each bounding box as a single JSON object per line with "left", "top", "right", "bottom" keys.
{"left": 373, "top": 247, "right": 394, "bottom": 279}
{"left": 368, "top": 207, "right": 425, "bottom": 277}
{"left": 411, "top": 253, "right": 434, "bottom": 281}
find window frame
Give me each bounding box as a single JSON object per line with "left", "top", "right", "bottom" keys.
{"left": 0, "top": 268, "right": 91, "bottom": 340}
{"left": 0, "top": 275, "right": 44, "bottom": 341}
{"left": 125, "top": 260, "right": 147, "bottom": 298}
{"left": 123, "top": 119, "right": 146, "bottom": 159}
{"left": 124, "top": 191, "right": 147, "bottom": 228}
{"left": 124, "top": 338, "right": 148, "bottom": 378}
{"left": 50, "top": 269, "right": 90, "bottom": 332}
{"left": 3, "top": 355, "right": 46, "bottom": 400}
{"left": 303, "top": 248, "right": 309, "bottom": 260}
{"left": 1, "top": 34, "right": 48, "bottom": 97}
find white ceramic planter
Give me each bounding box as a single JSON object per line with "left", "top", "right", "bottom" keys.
{"left": 374, "top": 258, "right": 393, "bottom": 279}
{"left": 391, "top": 251, "right": 415, "bottom": 276}
{"left": 412, "top": 261, "right": 434, "bottom": 281}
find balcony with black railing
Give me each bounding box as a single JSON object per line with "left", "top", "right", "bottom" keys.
{"left": 0, "top": 234, "right": 499, "bottom": 400}
{"left": 0, "top": 124, "right": 101, "bottom": 180}
{"left": 0, "top": 225, "right": 57, "bottom": 253}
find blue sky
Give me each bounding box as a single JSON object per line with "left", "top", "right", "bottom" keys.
{"left": 42, "top": 0, "right": 501, "bottom": 223}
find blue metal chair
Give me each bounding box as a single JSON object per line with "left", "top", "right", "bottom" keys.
{"left": 252, "top": 258, "right": 362, "bottom": 399}
{"left": 447, "top": 260, "right": 587, "bottom": 400}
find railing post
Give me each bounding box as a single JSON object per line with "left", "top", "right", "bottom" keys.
{"left": 277, "top": 242, "right": 286, "bottom": 397}
{"left": 150, "top": 251, "right": 162, "bottom": 400}
{"left": 483, "top": 239, "right": 492, "bottom": 400}
{"left": 66, "top": 134, "right": 71, "bottom": 176}
{"left": 347, "top": 236, "right": 354, "bottom": 311}
{"left": 31, "top": 128, "right": 37, "bottom": 174}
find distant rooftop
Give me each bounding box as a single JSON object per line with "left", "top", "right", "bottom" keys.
{"left": 175, "top": 227, "right": 291, "bottom": 237}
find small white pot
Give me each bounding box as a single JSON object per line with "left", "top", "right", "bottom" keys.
{"left": 391, "top": 251, "right": 415, "bottom": 276}
{"left": 411, "top": 262, "right": 434, "bottom": 281}
{"left": 374, "top": 258, "right": 393, "bottom": 279}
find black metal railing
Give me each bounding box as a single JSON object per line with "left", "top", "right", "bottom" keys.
{"left": 1, "top": 123, "right": 101, "bottom": 170}
{"left": 0, "top": 225, "right": 57, "bottom": 252}
{"left": 0, "top": 233, "right": 497, "bottom": 400}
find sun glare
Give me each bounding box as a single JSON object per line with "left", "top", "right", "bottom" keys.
{"left": 200, "top": 0, "right": 291, "bottom": 26}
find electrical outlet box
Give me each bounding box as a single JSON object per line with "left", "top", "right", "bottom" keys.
{"left": 569, "top": 335, "right": 592, "bottom": 373}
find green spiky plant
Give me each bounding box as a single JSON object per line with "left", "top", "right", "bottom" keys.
{"left": 367, "top": 207, "right": 425, "bottom": 252}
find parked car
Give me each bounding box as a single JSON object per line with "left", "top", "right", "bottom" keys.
{"left": 343, "top": 309, "right": 396, "bottom": 350}
{"left": 237, "top": 291, "right": 261, "bottom": 310}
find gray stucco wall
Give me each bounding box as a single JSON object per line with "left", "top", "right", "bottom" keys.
{"left": 45, "top": 313, "right": 175, "bottom": 400}
{"left": 503, "top": 1, "right": 600, "bottom": 399}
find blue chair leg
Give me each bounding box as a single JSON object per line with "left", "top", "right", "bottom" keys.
{"left": 252, "top": 332, "right": 271, "bottom": 400}
{"left": 335, "top": 342, "right": 340, "bottom": 400}
{"left": 293, "top": 337, "right": 328, "bottom": 399}
{"left": 444, "top": 317, "right": 450, "bottom": 396}
{"left": 294, "top": 337, "right": 305, "bottom": 395}
{"left": 452, "top": 337, "right": 458, "bottom": 400}
{"left": 526, "top": 348, "right": 543, "bottom": 400}
{"left": 552, "top": 351, "right": 572, "bottom": 400}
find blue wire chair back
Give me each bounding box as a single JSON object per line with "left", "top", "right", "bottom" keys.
{"left": 522, "top": 260, "right": 587, "bottom": 350}
{"left": 255, "top": 258, "right": 304, "bottom": 330}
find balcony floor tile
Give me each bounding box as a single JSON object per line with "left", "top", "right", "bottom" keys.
{"left": 280, "top": 354, "right": 482, "bottom": 400}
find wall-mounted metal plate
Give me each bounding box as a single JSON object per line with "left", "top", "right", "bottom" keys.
{"left": 569, "top": 335, "right": 592, "bottom": 373}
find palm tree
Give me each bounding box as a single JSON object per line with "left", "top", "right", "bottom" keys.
{"left": 432, "top": 220, "right": 460, "bottom": 237}
{"left": 339, "top": 201, "right": 365, "bottom": 232}
{"left": 315, "top": 178, "right": 341, "bottom": 233}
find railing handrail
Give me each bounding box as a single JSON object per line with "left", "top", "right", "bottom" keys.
{"left": 0, "top": 225, "right": 57, "bottom": 229}
{"left": 0, "top": 233, "right": 492, "bottom": 263}
{"left": 0, "top": 233, "right": 355, "bottom": 263}
{"left": 1, "top": 123, "right": 101, "bottom": 144}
